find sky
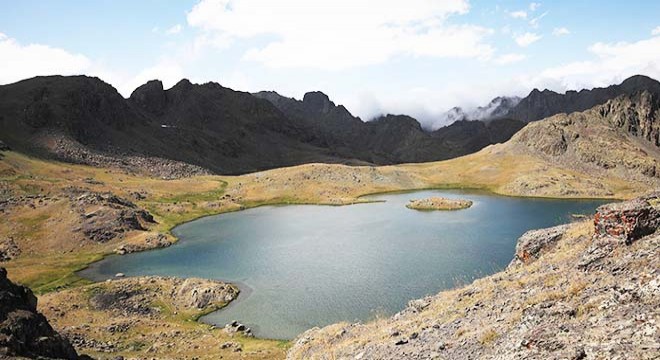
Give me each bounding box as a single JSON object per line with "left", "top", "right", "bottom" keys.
{"left": 1, "top": 0, "right": 660, "bottom": 129}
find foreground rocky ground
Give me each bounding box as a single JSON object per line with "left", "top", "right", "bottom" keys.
{"left": 288, "top": 194, "right": 660, "bottom": 359}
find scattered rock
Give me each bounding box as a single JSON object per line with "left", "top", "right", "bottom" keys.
{"left": 224, "top": 320, "right": 254, "bottom": 337}
{"left": 0, "top": 238, "right": 21, "bottom": 261}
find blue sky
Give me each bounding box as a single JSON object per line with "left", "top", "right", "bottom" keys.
{"left": 2, "top": 0, "right": 660, "bottom": 128}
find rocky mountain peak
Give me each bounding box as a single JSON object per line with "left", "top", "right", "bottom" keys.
{"left": 129, "top": 79, "right": 166, "bottom": 114}
{"left": 302, "top": 91, "right": 334, "bottom": 114}
{"left": 371, "top": 114, "right": 423, "bottom": 131}
{"left": 171, "top": 78, "right": 194, "bottom": 92}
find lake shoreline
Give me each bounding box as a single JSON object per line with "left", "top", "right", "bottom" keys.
{"left": 76, "top": 190, "right": 608, "bottom": 340}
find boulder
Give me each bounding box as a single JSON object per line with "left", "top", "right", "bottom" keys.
{"left": 594, "top": 195, "right": 660, "bottom": 244}
{"left": 509, "top": 224, "right": 571, "bottom": 267}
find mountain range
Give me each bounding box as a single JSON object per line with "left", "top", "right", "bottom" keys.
{"left": 0, "top": 74, "right": 659, "bottom": 175}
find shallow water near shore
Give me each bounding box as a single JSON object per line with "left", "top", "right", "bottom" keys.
{"left": 79, "top": 190, "right": 607, "bottom": 339}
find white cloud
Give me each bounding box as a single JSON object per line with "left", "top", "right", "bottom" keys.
{"left": 529, "top": 35, "right": 660, "bottom": 91}
{"left": 652, "top": 26, "right": 660, "bottom": 36}
{"left": 0, "top": 33, "right": 92, "bottom": 84}
{"left": 514, "top": 32, "right": 541, "bottom": 47}
{"left": 186, "top": 0, "right": 494, "bottom": 70}
{"left": 529, "top": 2, "right": 541, "bottom": 11}
{"left": 165, "top": 24, "right": 183, "bottom": 35}
{"left": 528, "top": 11, "right": 548, "bottom": 28}
{"left": 509, "top": 10, "right": 527, "bottom": 19}
{"left": 494, "top": 53, "right": 527, "bottom": 65}
{"left": 552, "top": 27, "right": 570, "bottom": 36}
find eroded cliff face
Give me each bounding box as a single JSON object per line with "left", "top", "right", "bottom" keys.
{"left": 287, "top": 194, "right": 660, "bottom": 360}
{"left": 0, "top": 267, "right": 79, "bottom": 359}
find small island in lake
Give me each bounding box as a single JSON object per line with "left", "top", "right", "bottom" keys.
{"left": 406, "top": 197, "right": 473, "bottom": 211}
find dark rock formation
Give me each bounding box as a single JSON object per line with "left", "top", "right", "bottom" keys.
{"left": 0, "top": 268, "right": 79, "bottom": 359}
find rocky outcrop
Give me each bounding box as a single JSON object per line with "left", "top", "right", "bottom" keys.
{"left": 69, "top": 191, "right": 156, "bottom": 243}
{"left": 509, "top": 224, "right": 571, "bottom": 267}
{"left": 288, "top": 194, "right": 660, "bottom": 359}
{"left": 594, "top": 194, "right": 660, "bottom": 244}
{"left": 114, "top": 233, "right": 173, "bottom": 254}
{"left": 88, "top": 277, "right": 239, "bottom": 317}
{"left": 0, "top": 268, "right": 79, "bottom": 359}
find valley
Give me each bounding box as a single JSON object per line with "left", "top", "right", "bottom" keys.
{"left": 1, "top": 75, "right": 659, "bottom": 359}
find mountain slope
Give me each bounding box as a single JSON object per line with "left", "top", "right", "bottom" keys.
{"left": 0, "top": 76, "right": 350, "bottom": 175}
{"left": 1, "top": 75, "right": 659, "bottom": 176}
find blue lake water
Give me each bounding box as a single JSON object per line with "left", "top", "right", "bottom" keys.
{"left": 79, "top": 190, "right": 607, "bottom": 339}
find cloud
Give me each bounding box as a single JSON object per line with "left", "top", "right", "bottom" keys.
{"left": 552, "top": 27, "right": 570, "bottom": 36}
{"left": 514, "top": 32, "right": 541, "bottom": 47}
{"left": 186, "top": 0, "right": 494, "bottom": 70}
{"left": 494, "top": 53, "right": 527, "bottom": 65}
{"left": 528, "top": 11, "right": 548, "bottom": 28}
{"left": 530, "top": 35, "right": 660, "bottom": 91}
{"left": 652, "top": 26, "right": 660, "bottom": 36}
{"left": 0, "top": 33, "right": 92, "bottom": 85}
{"left": 529, "top": 2, "right": 541, "bottom": 11}
{"left": 509, "top": 10, "right": 527, "bottom": 19}
{"left": 165, "top": 24, "right": 183, "bottom": 35}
